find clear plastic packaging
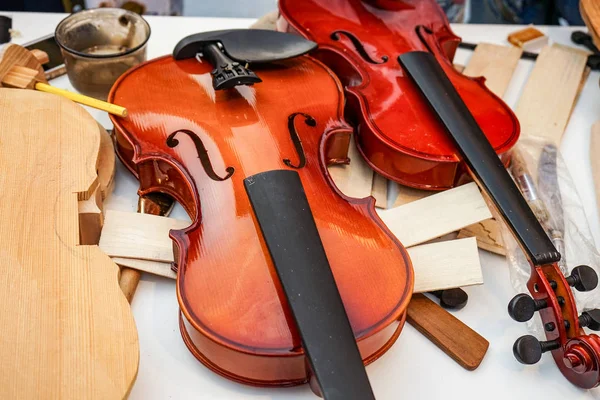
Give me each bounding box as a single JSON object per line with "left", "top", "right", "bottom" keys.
{"left": 501, "top": 136, "right": 600, "bottom": 335}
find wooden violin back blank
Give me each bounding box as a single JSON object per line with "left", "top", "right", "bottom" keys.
{"left": 0, "top": 90, "right": 138, "bottom": 399}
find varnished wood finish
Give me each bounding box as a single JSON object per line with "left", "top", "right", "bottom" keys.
{"left": 0, "top": 90, "right": 138, "bottom": 398}
{"left": 278, "top": 0, "right": 520, "bottom": 190}
{"left": 99, "top": 210, "right": 482, "bottom": 293}
{"left": 109, "top": 55, "right": 413, "bottom": 386}
{"left": 407, "top": 293, "right": 489, "bottom": 370}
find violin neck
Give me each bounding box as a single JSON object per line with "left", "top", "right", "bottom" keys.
{"left": 399, "top": 51, "right": 560, "bottom": 267}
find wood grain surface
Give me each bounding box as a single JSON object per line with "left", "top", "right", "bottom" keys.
{"left": 99, "top": 211, "right": 482, "bottom": 293}
{"left": 462, "top": 43, "right": 522, "bottom": 98}
{"left": 407, "top": 293, "right": 489, "bottom": 370}
{"left": 0, "top": 89, "right": 138, "bottom": 399}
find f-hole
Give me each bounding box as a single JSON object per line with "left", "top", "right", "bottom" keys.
{"left": 415, "top": 25, "right": 437, "bottom": 55}
{"left": 330, "top": 30, "right": 389, "bottom": 64}
{"left": 284, "top": 113, "right": 316, "bottom": 169}
{"left": 166, "top": 129, "right": 234, "bottom": 181}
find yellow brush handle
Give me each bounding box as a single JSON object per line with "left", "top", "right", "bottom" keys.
{"left": 34, "top": 83, "right": 128, "bottom": 117}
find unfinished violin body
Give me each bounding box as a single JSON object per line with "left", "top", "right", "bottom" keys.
{"left": 109, "top": 52, "right": 413, "bottom": 386}
{"left": 278, "top": 0, "right": 520, "bottom": 190}
{"left": 0, "top": 89, "right": 138, "bottom": 398}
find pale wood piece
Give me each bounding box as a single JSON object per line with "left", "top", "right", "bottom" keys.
{"left": 114, "top": 258, "right": 178, "bottom": 280}
{"left": 30, "top": 48, "right": 49, "bottom": 65}
{"left": 78, "top": 126, "right": 115, "bottom": 246}
{"left": 407, "top": 293, "right": 489, "bottom": 370}
{"left": 462, "top": 43, "right": 523, "bottom": 98}
{"left": 507, "top": 26, "right": 548, "bottom": 51}
{"left": 101, "top": 209, "right": 483, "bottom": 293}
{"left": 250, "top": 10, "right": 279, "bottom": 30}
{"left": 0, "top": 89, "right": 137, "bottom": 399}
{"left": 371, "top": 173, "right": 388, "bottom": 209}
{"left": 327, "top": 134, "right": 374, "bottom": 199}
{"left": 409, "top": 237, "right": 483, "bottom": 292}
{"left": 391, "top": 184, "right": 431, "bottom": 207}
{"left": 514, "top": 44, "right": 588, "bottom": 148}
{"left": 457, "top": 219, "right": 506, "bottom": 256}
{"left": 99, "top": 210, "right": 190, "bottom": 262}
{"left": 378, "top": 182, "right": 492, "bottom": 247}
{"left": 2, "top": 65, "right": 39, "bottom": 89}
{"left": 453, "top": 64, "right": 465, "bottom": 73}
{"left": 581, "top": 0, "right": 600, "bottom": 49}
{"left": 106, "top": 234, "right": 482, "bottom": 294}
{"left": 591, "top": 122, "right": 600, "bottom": 224}
{"left": 97, "top": 125, "right": 116, "bottom": 200}
{"left": 0, "top": 43, "right": 46, "bottom": 86}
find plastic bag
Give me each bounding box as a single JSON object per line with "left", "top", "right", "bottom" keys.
{"left": 500, "top": 136, "right": 600, "bottom": 335}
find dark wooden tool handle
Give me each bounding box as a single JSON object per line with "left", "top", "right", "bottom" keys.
{"left": 407, "top": 293, "right": 489, "bottom": 370}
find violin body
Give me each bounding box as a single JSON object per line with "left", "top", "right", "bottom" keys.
{"left": 278, "top": 0, "right": 520, "bottom": 190}
{"left": 109, "top": 54, "right": 413, "bottom": 386}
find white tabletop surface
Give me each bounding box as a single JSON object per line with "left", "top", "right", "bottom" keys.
{"left": 3, "top": 11, "right": 600, "bottom": 400}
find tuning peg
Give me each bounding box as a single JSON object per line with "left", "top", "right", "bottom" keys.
{"left": 430, "top": 288, "right": 468, "bottom": 310}
{"left": 566, "top": 265, "right": 598, "bottom": 292}
{"left": 579, "top": 309, "right": 600, "bottom": 331}
{"left": 508, "top": 293, "right": 547, "bottom": 322}
{"left": 513, "top": 335, "right": 560, "bottom": 365}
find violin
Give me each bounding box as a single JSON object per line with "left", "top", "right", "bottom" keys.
{"left": 109, "top": 29, "right": 412, "bottom": 397}
{"left": 278, "top": 0, "right": 600, "bottom": 388}
{"left": 279, "top": 0, "right": 519, "bottom": 190}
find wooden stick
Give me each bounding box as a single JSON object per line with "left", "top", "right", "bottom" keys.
{"left": 100, "top": 212, "right": 483, "bottom": 293}
{"left": 407, "top": 293, "right": 489, "bottom": 370}
{"left": 514, "top": 44, "right": 588, "bottom": 148}
{"left": 378, "top": 182, "right": 492, "bottom": 247}
{"left": 35, "top": 82, "right": 128, "bottom": 117}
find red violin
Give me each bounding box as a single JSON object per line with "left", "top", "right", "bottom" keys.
{"left": 279, "top": 0, "right": 519, "bottom": 190}
{"left": 109, "top": 29, "right": 412, "bottom": 398}
{"left": 279, "top": 0, "right": 600, "bottom": 389}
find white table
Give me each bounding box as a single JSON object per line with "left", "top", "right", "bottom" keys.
{"left": 4, "top": 11, "right": 600, "bottom": 400}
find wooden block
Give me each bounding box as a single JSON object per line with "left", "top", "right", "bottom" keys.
{"left": 0, "top": 90, "right": 137, "bottom": 399}
{"left": 507, "top": 26, "right": 548, "bottom": 51}
{"left": 457, "top": 219, "right": 505, "bottom": 256}
{"left": 99, "top": 210, "right": 189, "bottom": 262}
{"left": 462, "top": 43, "right": 523, "bottom": 98}
{"left": 2, "top": 65, "right": 39, "bottom": 89}
{"left": 0, "top": 43, "right": 46, "bottom": 86}
{"left": 371, "top": 173, "right": 388, "bottom": 209}
{"left": 102, "top": 213, "right": 483, "bottom": 293}
{"left": 327, "top": 133, "right": 374, "bottom": 199}
{"left": 78, "top": 125, "right": 115, "bottom": 246}
{"left": 407, "top": 293, "right": 489, "bottom": 370}
{"left": 514, "top": 44, "right": 588, "bottom": 147}
{"left": 409, "top": 237, "right": 482, "bottom": 292}
{"left": 378, "top": 182, "right": 492, "bottom": 247}
{"left": 581, "top": 0, "right": 600, "bottom": 49}
{"left": 30, "top": 48, "right": 49, "bottom": 65}
{"left": 97, "top": 125, "right": 115, "bottom": 200}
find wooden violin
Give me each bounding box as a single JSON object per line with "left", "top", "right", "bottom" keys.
{"left": 278, "top": 0, "right": 600, "bottom": 388}
{"left": 279, "top": 0, "right": 519, "bottom": 190}
{"left": 109, "top": 29, "right": 412, "bottom": 397}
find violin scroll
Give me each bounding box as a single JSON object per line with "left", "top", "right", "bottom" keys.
{"left": 509, "top": 263, "right": 600, "bottom": 388}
